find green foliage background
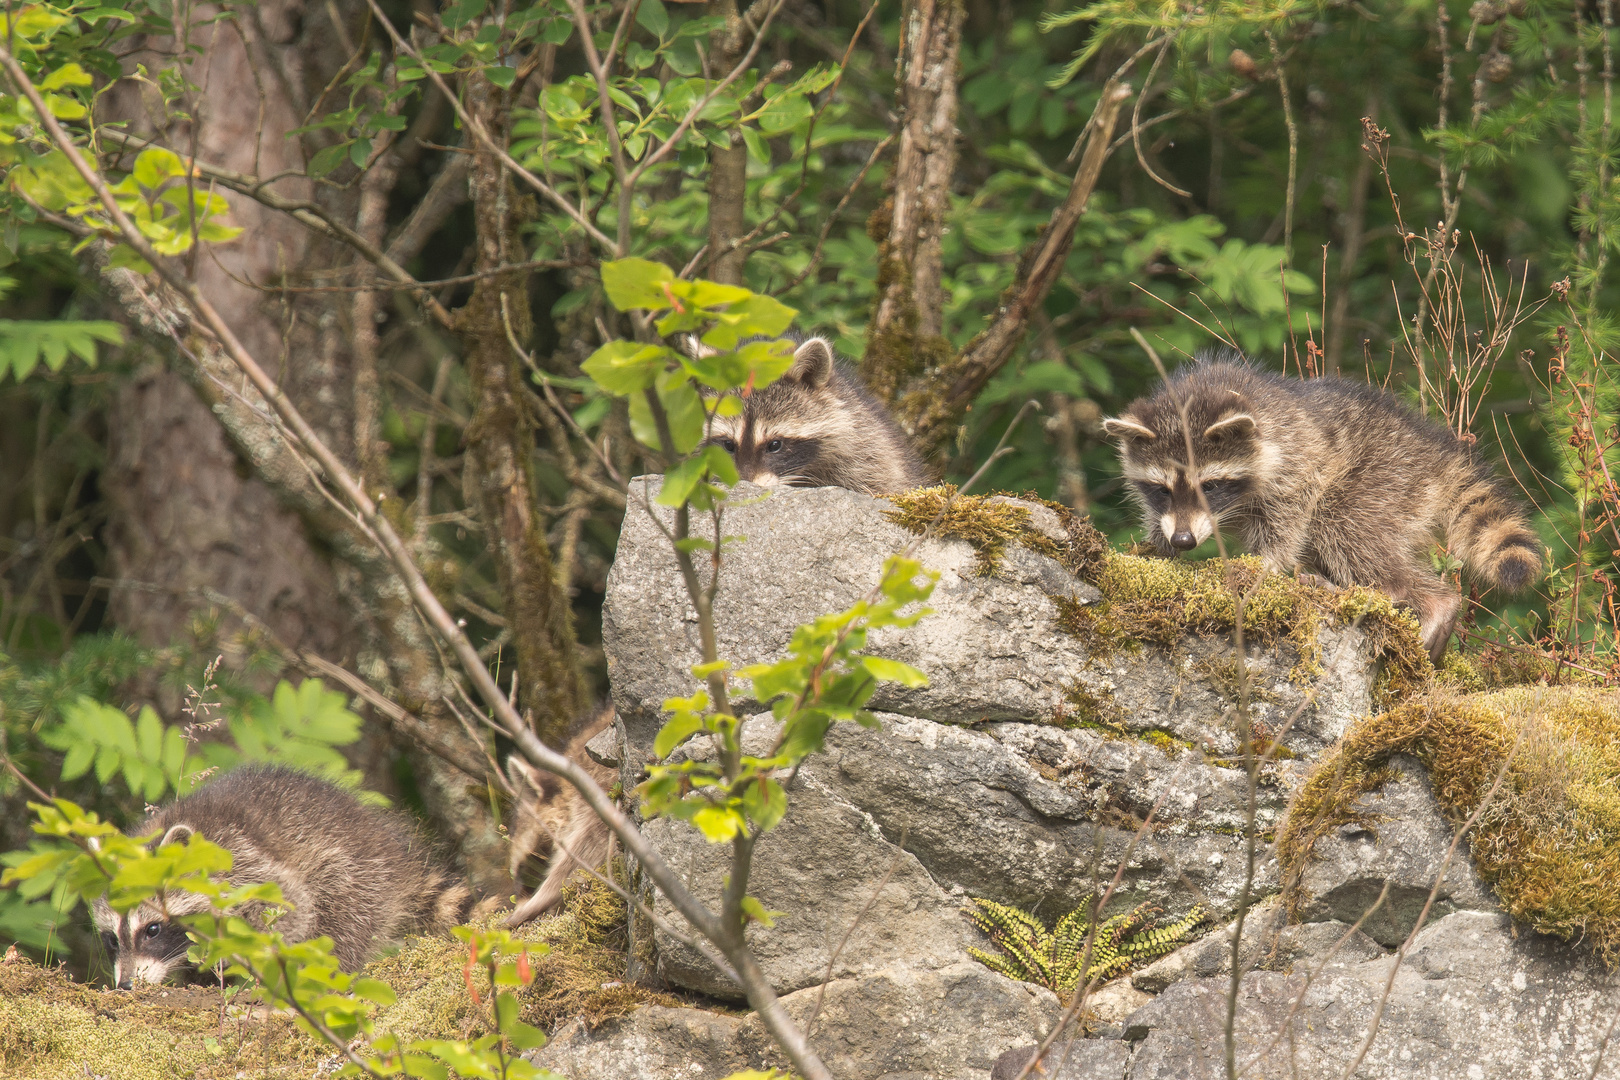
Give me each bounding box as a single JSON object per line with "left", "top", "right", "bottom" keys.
{"left": 2, "top": 0, "right": 1619, "bottom": 981}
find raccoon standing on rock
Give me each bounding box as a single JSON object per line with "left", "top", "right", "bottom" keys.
{"left": 698, "top": 334, "right": 930, "bottom": 495}
{"left": 1103, "top": 351, "right": 1543, "bottom": 663}
{"left": 92, "top": 765, "right": 470, "bottom": 987}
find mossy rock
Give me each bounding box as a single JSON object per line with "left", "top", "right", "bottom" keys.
{"left": 1278, "top": 686, "right": 1620, "bottom": 966}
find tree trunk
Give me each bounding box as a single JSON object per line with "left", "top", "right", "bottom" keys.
{"left": 707, "top": 0, "right": 750, "bottom": 286}
{"left": 863, "top": 0, "right": 964, "bottom": 405}
{"left": 93, "top": 0, "right": 512, "bottom": 895}
{"left": 458, "top": 74, "right": 588, "bottom": 749}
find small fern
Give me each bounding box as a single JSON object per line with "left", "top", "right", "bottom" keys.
{"left": 966, "top": 896, "right": 1206, "bottom": 998}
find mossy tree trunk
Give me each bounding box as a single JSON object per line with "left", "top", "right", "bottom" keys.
{"left": 457, "top": 73, "right": 588, "bottom": 751}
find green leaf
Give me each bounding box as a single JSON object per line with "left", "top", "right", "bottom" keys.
{"left": 486, "top": 65, "right": 518, "bottom": 89}
{"left": 689, "top": 804, "right": 746, "bottom": 842}
{"left": 702, "top": 443, "right": 739, "bottom": 485}
{"left": 308, "top": 142, "right": 351, "bottom": 178}
{"left": 133, "top": 147, "right": 186, "bottom": 188}
{"left": 636, "top": 0, "right": 668, "bottom": 37}
{"left": 740, "top": 775, "right": 787, "bottom": 832}
{"left": 654, "top": 712, "right": 705, "bottom": 758}
{"left": 601, "top": 257, "right": 677, "bottom": 311}
{"left": 352, "top": 977, "right": 397, "bottom": 1005}
{"left": 756, "top": 91, "right": 812, "bottom": 134}
{"left": 859, "top": 657, "right": 929, "bottom": 688}
{"left": 656, "top": 454, "right": 709, "bottom": 507}
{"left": 739, "top": 895, "right": 785, "bottom": 927}
{"left": 581, "top": 340, "right": 670, "bottom": 395}
{"left": 39, "top": 62, "right": 93, "bottom": 91}
{"left": 348, "top": 138, "right": 372, "bottom": 168}
{"left": 505, "top": 1020, "right": 549, "bottom": 1051}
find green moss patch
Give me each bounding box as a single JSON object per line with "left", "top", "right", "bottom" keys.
{"left": 884, "top": 485, "right": 1109, "bottom": 579}
{"left": 366, "top": 870, "right": 676, "bottom": 1044}
{"left": 0, "top": 954, "right": 328, "bottom": 1080}
{"left": 1055, "top": 552, "right": 1434, "bottom": 703}
{"left": 1277, "top": 686, "right": 1620, "bottom": 966}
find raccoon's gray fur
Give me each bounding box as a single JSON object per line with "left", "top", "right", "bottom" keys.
{"left": 1103, "top": 350, "right": 1543, "bottom": 663}
{"left": 92, "top": 765, "right": 470, "bottom": 988}
{"left": 699, "top": 335, "right": 930, "bottom": 495}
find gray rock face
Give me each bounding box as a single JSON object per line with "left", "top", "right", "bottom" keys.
{"left": 1292, "top": 755, "right": 1498, "bottom": 946}
{"left": 605, "top": 481, "right": 1377, "bottom": 759}
{"left": 574, "top": 480, "right": 1616, "bottom": 1080}
{"left": 530, "top": 962, "right": 1060, "bottom": 1080}
{"left": 1120, "top": 911, "right": 1617, "bottom": 1079}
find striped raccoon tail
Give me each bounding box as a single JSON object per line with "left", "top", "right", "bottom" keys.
{"left": 422, "top": 864, "right": 475, "bottom": 931}
{"left": 1446, "top": 472, "right": 1543, "bottom": 593}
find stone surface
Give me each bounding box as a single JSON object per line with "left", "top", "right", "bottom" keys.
{"left": 605, "top": 481, "right": 1379, "bottom": 760}
{"left": 530, "top": 962, "right": 1060, "bottom": 1080}
{"left": 579, "top": 480, "right": 1620, "bottom": 1080}
{"left": 647, "top": 709, "right": 1293, "bottom": 998}
{"left": 992, "top": 1041, "right": 1133, "bottom": 1080}
{"left": 1119, "top": 911, "right": 1618, "bottom": 1079}
{"left": 1292, "top": 755, "right": 1499, "bottom": 947}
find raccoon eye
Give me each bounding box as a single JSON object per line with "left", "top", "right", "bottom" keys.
{"left": 1200, "top": 480, "right": 1227, "bottom": 494}
{"left": 144, "top": 921, "right": 163, "bottom": 939}
{"left": 765, "top": 439, "right": 784, "bottom": 453}
{"left": 101, "top": 932, "right": 118, "bottom": 953}
{"left": 719, "top": 438, "right": 737, "bottom": 453}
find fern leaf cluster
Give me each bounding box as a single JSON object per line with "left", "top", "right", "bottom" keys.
{"left": 966, "top": 896, "right": 1206, "bottom": 999}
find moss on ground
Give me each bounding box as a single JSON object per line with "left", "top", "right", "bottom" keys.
{"left": 1277, "top": 686, "right": 1620, "bottom": 966}
{"left": 884, "top": 485, "right": 1110, "bottom": 579}
{"left": 0, "top": 954, "right": 329, "bottom": 1079}
{"left": 366, "top": 870, "right": 677, "bottom": 1043}
{"left": 0, "top": 871, "right": 675, "bottom": 1077}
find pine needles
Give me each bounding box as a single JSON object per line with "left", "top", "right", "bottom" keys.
{"left": 965, "top": 896, "right": 1206, "bottom": 999}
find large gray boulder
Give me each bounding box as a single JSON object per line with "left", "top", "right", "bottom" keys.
{"left": 604, "top": 481, "right": 1379, "bottom": 759}
{"left": 570, "top": 481, "right": 1613, "bottom": 1080}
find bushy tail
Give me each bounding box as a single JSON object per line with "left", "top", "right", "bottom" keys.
{"left": 1446, "top": 472, "right": 1543, "bottom": 593}
{"left": 424, "top": 867, "right": 475, "bottom": 931}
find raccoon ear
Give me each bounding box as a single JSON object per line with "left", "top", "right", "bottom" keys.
{"left": 788, "top": 337, "right": 836, "bottom": 388}
{"left": 1102, "top": 417, "right": 1156, "bottom": 441}
{"left": 681, "top": 335, "right": 718, "bottom": 360}
{"left": 159, "top": 824, "right": 194, "bottom": 848}
{"left": 1203, "top": 413, "right": 1256, "bottom": 441}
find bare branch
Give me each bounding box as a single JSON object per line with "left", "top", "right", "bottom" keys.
{"left": 97, "top": 129, "right": 456, "bottom": 329}
{"left": 901, "top": 81, "right": 1134, "bottom": 454}
{"left": 359, "top": 0, "right": 618, "bottom": 253}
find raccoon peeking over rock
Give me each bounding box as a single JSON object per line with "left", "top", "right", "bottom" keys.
{"left": 1104, "top": 349, "right": 1544, "bottom": 663}
{"left": 92, "top": 765, "right": 470, "bottom": 988}
{"left": 697, "top": 334, "right": 930, "bottom": 495}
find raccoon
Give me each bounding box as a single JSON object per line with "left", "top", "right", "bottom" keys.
{"left": 503, "top": 708, "right": 617, "bottom": 924}
{"left": 1103, "top": 351, "right": 1543, "bottom": 663}
{"left": 698, "top": 335, "right": 930, "bottom": 495}
{"left": 92, "top": 765, "right": 471, "bottom": 988}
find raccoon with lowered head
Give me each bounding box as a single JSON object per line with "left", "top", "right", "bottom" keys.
{"left": 698, "top": 334, "right": 930, "bottom": 495}
{"left": 93, "top": 765, "right": 470, "bottom": 988}
{"left": 1103, "top": 350, "right": 1543, "bottom": 663}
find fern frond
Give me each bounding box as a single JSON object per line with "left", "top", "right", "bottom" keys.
{"left": 965, "top": 895, "right": 1209, "bottom": 1001}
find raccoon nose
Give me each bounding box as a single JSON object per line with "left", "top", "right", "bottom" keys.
{"left": 1170, "top": 529, "right": 1198, "bottom": 551}
{"left": 116, "top": 977, "right": 133, "bottom": 990}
